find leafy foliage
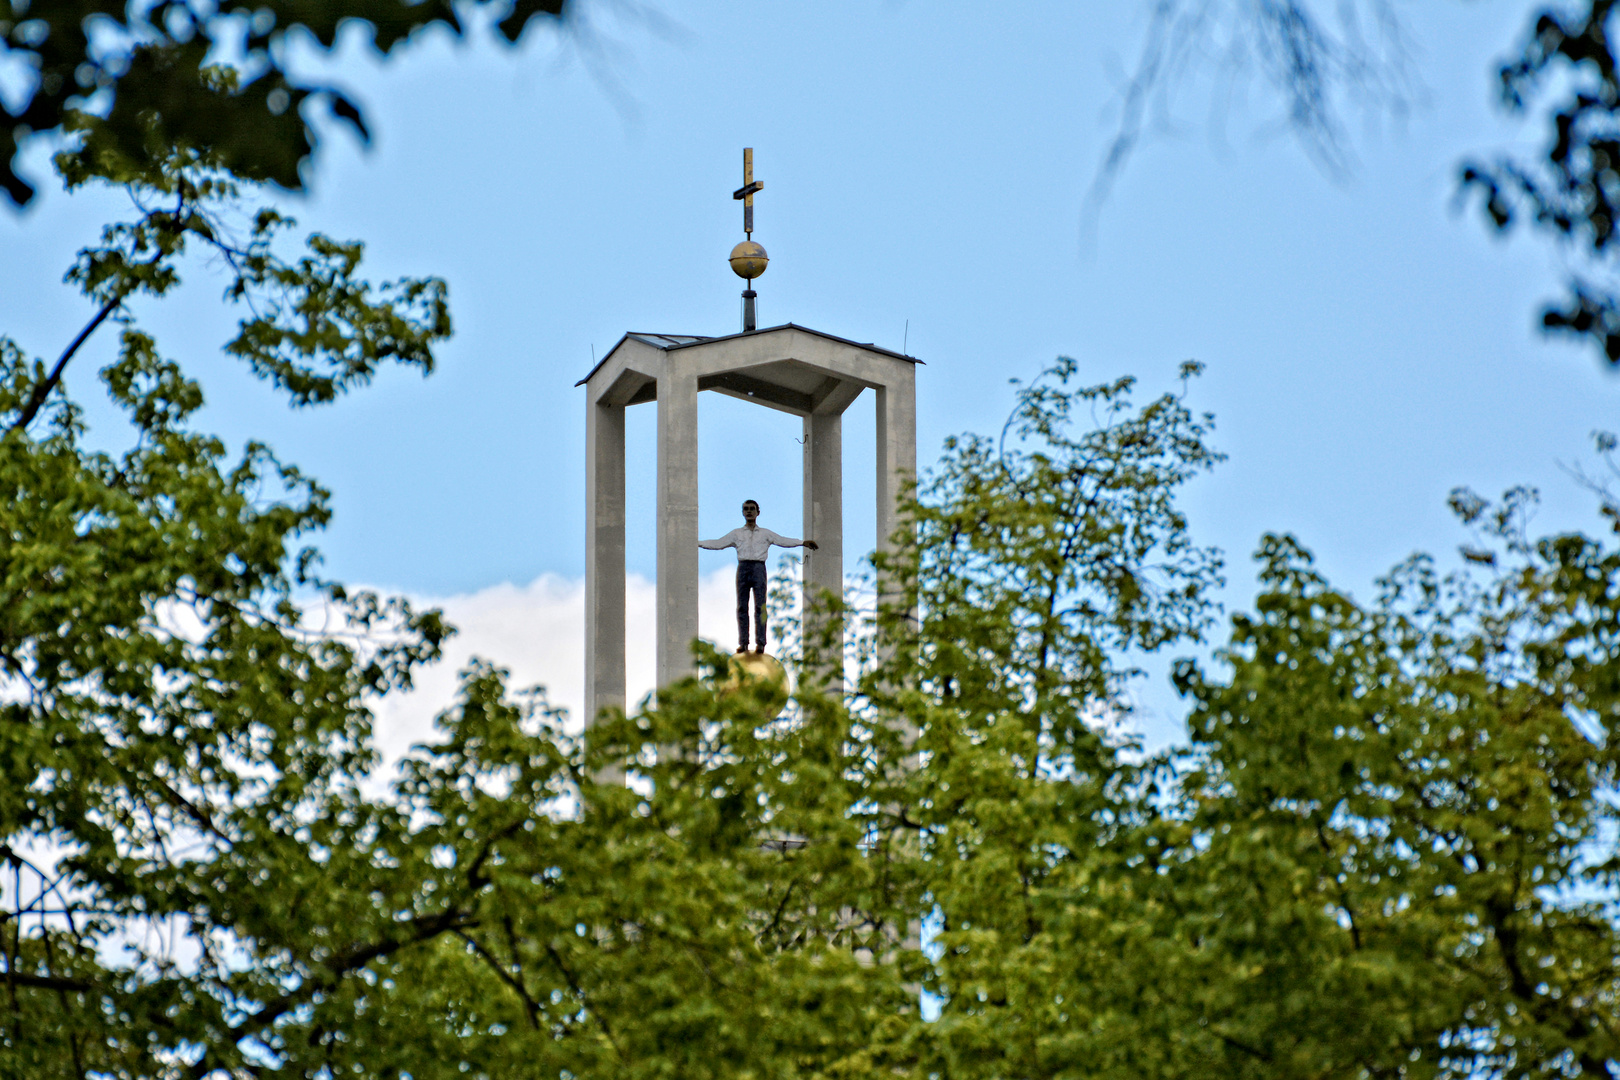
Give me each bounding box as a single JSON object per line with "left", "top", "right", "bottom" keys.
{"left": 1461, "top": 1, "right": 1620, "bottom": 363}
{"left": 0, "top": 141, "right": 465, "bottom": 1075}
{"left": 0, "top": 0, "right": 569, "bottom": 207}
{"left": 0, "top": 196, "right": 1228, "bottom": 1074}
{"left": 13, "top": 19, "right": 1620, "bottom": 1068}
{"left": 834, "top": 366, "right": 1620, "bottom": 1077}
{"left": 14, "top": 173, "right": 1620, "bottom": 1072}
{"left": 1157, "top": 491, "right": 1620, "bottom": 1077}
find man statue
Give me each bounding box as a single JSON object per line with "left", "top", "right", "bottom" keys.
{"left": 699, "top": 499, "right": 817, "bottom": 655}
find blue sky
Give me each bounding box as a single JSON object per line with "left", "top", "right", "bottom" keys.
{"left": 3, "top": 1, "right": 1612, "bottom": 743}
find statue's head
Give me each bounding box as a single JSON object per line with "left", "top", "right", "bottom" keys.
{"left": 742, "top": 499, "right": 759, "bottom": 524}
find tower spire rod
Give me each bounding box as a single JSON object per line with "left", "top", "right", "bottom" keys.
{"left": 728, "top": 147, "right": 769, "bottom": 332}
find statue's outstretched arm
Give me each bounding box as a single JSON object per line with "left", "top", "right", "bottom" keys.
{"left": 762, "top": 528, "right": 815, "bottom": 550}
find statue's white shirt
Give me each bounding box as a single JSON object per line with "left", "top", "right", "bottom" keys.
{"left": 699, "top": 526, "right": 802, "bottom": 562}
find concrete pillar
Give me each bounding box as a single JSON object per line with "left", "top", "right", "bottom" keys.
{"left": 875, "top": 369, "right": 919, "bottom": 753}
{"left": 585, "top": 400, "right": 625, "bottom": 726}
{"left": 656, "top": 369, "right": 701, "bottom": 687}
{"left": 802, "top": 409, "right": 844, "bottom": 646}
{"left": 875, "top": 368, "right": 917, "bottom": 561}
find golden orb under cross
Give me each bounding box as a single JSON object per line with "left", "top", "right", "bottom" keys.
{"left": 729, "top": 240, "right": 769, "bottom": 280}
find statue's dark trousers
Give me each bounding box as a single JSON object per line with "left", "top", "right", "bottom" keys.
{"left": 736, "top": 559, "right": 768, "bottom": 650}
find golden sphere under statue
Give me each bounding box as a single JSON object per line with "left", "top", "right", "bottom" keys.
{"left": 729, "top": 240, "right": 769, "bottom": 280}
{"left": 719, "top": 651, "right": 789, "bottom": 715}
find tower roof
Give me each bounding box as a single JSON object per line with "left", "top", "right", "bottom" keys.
{"left": 575, "top": 323, "right": 920, "bottom": 388}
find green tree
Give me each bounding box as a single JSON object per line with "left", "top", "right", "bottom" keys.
{"left": 0, "top": 128, "right": 468, "bottom": 1073}
{"left": 821, "top": 358, "right": 1620, "bottom": 1077}
{"left": 1460, "top": 1, "right": 1620, "bottom": 363}
{"left": 0, "top": 0, "right": 569, "bottom": 207}
{"left": 880, "top": 467, "right": 1620, "bottom": 1077}
{"left": 21, "top": 138, "right": 1620, "bottom": 1073}
{"left": 3, "top": 135, "right": 1231, "bottom": 1071}
{"left": 17, "top": 15, "right": 1620, "bottom": 1068}
{"left": 1156, "top": 491, "right": 1620, "bottom": 1077}
{"left": 856, "top": 362, "right": 1233, "bottom": 1079}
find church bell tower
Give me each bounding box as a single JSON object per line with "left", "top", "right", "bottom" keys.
{"left": 577, "top": 149, "right": 919, "bottom": 723}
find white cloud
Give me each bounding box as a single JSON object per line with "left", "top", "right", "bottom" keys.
{"left": 366, "top": 568, "right": 763, "bottom": 763}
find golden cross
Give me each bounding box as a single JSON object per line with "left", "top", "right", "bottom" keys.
{"left": 732, "top": 147, "right": 764, "bottom": 238}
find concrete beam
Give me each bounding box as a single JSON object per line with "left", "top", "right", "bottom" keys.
{"left": 585, "top": 400, "right": 626, "bottom": 727}
{"left": 803, "top": 409, "right": 843, "bottom": 661}
{"left": 656, "top": 368, "right": 700, "bottom": 688}
{"left": 875, "top": 366, "right": 917, "bottom": 561}
{"left": 810, "top": 377, "right": 866, "bottom": 416}
{"left": 680, "top": 329, "right": 915, "bottom": 392}
{"left": 698, "top": 371, "right": 815, "bottom": 415}
{"left": 584, "top": 337, "right": 665, "bottom": 406}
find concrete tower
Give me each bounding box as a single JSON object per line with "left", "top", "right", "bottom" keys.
{"left": 576, "top": 151, "right": 919, "bottom": 724}
{"left": 577, "top": 326, "right": 918, "bottom": 723}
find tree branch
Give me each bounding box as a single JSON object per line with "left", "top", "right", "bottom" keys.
{"left": 0, "top": 970, "right": 91, "bottom": 993}
{"left": 1208, "top": 1027, "right": 1273, "bottom": 1062}
{"left": 7, "top": 295, "right": 123, "bottom": 434}
{"left": 183, "top": 904, "right": 480, "bottom": 1080}
{"left": 456, "top": 929, "right": 541, "bottom": 1031}
{"left": 10, "top": 193, "right": 186, "bottom": 435}
{"left": 544, "top": 940, "right": 625, "bottom": 1059}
